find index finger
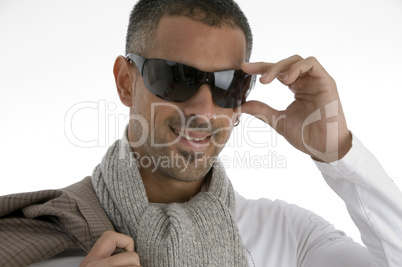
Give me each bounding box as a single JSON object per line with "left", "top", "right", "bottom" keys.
{"left": 90, "top": 231, "right": 135, "bottom": 258}
{"left": 242, "top": 55, "right": 306, "bottom": 85}
{"left": 241, "top": 61, "right": 281, "bottom": 84}
{"left": 241, "top": 62, "right": 274, "bottom": 75}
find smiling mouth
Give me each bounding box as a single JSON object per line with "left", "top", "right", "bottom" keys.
{"left": 171, "top": 127, "right": 212, "bottom": 144}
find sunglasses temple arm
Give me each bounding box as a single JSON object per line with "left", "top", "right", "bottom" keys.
{"left": 126, "top": 53, "right": 147, "bottom": 75}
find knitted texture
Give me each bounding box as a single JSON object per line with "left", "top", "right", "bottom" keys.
{"left": 91, "top": 132, "right": 248, "bottom": 267}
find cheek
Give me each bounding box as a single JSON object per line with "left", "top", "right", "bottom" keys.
{"left": 130, "top": 85, "right": 157, "bottom": 142}
{"left": 214, "top": 109, "right": 236, "bottom": 142}
{"left": 150, "top": 103, "right": 183, "bottom": 134}
{"left": 217, "top": 108, "right": 237, "bottom": 127}
{"left": 131, "top": 83, "right": 163, "bottom": 121}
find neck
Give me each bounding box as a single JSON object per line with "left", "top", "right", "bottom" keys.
{"left": 140, "top": 167, "right": 207, "bottom": 204}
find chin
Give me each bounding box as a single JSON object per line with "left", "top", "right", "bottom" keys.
{"left": 162, "top": 164, "right": 212, "bottom": 183}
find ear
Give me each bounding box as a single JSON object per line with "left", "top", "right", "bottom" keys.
{"left": 113, "top": 55, "right": 137, "bottom": 107}
{"left": 234, "top": 113, "right": 241, "bottom": 126}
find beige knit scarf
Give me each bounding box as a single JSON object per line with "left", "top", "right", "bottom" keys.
{"left": 91, "top": 131, "right": 248, "bottom": 267}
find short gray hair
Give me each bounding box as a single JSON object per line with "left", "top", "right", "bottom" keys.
{"left": 125, "top": 0, "right": 253, "bottom": 61}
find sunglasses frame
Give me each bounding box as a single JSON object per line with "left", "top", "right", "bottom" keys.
{"left": 126, "top": 53, "right": 256, "bottom": 108}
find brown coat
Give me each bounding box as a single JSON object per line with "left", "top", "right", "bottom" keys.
{"left": 0, "top": 177, "right": 114, "bottom": 267}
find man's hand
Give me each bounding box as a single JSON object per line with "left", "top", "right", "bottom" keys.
{"left": 241, "top": 55, "right": 352, "bottom": 163}
{"left": 80, "top": 231, "right": 141, "bottom": 267}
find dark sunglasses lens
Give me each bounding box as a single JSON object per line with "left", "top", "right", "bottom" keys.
{"left": 143, "top": 59, "right": 200, "bottom": 102}
{"left": 142, "top": 58, "right": 254, "bottom": 108}
{"left": 213, "top": 70, "right": 254, "bottom": 108}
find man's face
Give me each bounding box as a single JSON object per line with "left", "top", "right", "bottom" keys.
{"left": 128, "top": 16, "right": 247, "bottom": 182}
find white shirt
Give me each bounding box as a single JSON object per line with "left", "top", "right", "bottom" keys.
{"left": 31, "top": 134, "right": 402, "bottom": 266}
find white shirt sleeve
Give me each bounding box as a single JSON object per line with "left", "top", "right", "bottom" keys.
{"left": 312, "top": 133, "right": 402, "bottom": 266}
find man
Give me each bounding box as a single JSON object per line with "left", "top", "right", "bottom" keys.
{"left": 1, "top": 0, "right": 401, "bottom": 266}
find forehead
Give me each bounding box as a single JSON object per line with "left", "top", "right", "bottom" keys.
{"left": 148, "top": 16, "right": 247, "bottom": 71}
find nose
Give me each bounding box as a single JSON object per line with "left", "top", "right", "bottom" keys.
{"left": 182, "top": 84, "right": 217, "bottom": 122}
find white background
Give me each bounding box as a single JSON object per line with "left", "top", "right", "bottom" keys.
{"left": 1, "top": 0, "right": 401, "bottom": 246}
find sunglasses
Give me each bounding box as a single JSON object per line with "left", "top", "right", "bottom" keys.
{"left": 126, "top": 53, "right": 256, "bottom": 108}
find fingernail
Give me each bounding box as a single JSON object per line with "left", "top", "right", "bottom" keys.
{"left": 277, "top": 73, "right": 288, "bottom": 81}
{"left": 261, "top": 73, "right": 268, "bottom": 80}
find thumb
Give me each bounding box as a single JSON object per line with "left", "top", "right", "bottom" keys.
{"left": 239, "top": 100, "right": 282, "bottom": 130}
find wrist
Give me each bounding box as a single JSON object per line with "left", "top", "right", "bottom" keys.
{"left": 311, "top": 130, "right": 352, "bottom": 163}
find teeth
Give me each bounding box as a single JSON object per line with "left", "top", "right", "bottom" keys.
{"left": 174, "top": 129, "right": 208, "bottom": 142}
